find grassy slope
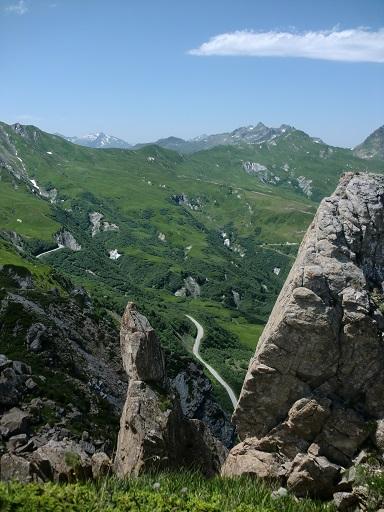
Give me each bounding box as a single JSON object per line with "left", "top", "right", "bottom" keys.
{"left": 1, "top": 121, "right": 383, "bottom": 408}
{"left": 0, "top": 473, "right": 332, "bottom": 512}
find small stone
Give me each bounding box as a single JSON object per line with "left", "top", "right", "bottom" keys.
{"left": 6, "top": 434, "right": 28, "bottom": 452}
{"left": 15, "top": 439, "right": 35, "bottom": 454}
{"left": 80, "top": 441, "right": 96, "bottom": 455}
{"left": 333, "top": 492, "right": 358, "bottom": 511}
{"left": 12, "top": 361, "right": 31, "bottom": 375}
{"left": 152, "top": 482, "right": 161, "bottom": 490}
{"left": 180, "top": 487, "right": 188, "bottom": 494}
{"left": 271, "top": 487, "right": 288, "bottom": 500}
{"left": 0, "top": 354, "right": 12, "bottom": 371}
{"left": 91, "top": 452, "right": 111, "bottom": 479}
{"left": 25, "top": 378, "right": 37, "bottom": 390}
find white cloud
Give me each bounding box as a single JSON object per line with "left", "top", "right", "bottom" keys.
{"left": 189, "top": 28, "right": 384, "bottom": 63}
{"left": 5, "top": 0, "right": 28, "bottom": 15}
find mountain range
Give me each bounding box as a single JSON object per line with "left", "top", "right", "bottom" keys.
{"left": 58, "top": 122, "right": 384, "bottom": 158}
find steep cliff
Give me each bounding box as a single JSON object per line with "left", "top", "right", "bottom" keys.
{"left": 223, "top": 173, "right": 384, "bottom": 499}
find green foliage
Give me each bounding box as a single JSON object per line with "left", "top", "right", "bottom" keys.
{"left": 64, "top": 452, "right": 82, "bottom": 469}
{"left": 1, "top": 121, "right": 383, "bottom": 412}
{"left": 0, "top": 472, "right": 333, "bottom": 512}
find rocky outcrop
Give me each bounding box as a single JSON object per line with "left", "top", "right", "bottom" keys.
{"left": 223, "top": 173, "right": 384, "bottom": 497}
{"left": 172, "top": 362, "right": 235, "bottom": 448}
{"left": 89, "top": 212, "right": 119, "bottom": 237}
{"left": 56, "top": 230, "right": 81, "bottom": 251}
{"left": 114, "top": 302, "right": 227, "bottom": 477}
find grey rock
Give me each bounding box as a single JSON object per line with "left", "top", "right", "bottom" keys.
{"left": 0, "top": 408, "right": 31, "bottom": 438}
{"left": 114, "top": 302, "right": 227, "bottom": 477}
{"left": 91, "top": 452, "right": 111, "bottom": 479}
{"left": 0, "top": 367, "right": 21, "bottom": 406}
{"left": 172, "top": 362, "right": 235, "bottom": 448}
{"left": 223, "top": 173, "right": 384, "bottom": 497}
{"left": 373, "top": 419, "right": 384, "bottom": 452}
{"left": 120, "top": 302, "right": 165, "bottom": 383}
{"left": 32, "top": 439, "right": 92, "bottom": 482}
{"left": 235, "top": 173, "right": 384, "bottom": 442}
{"left": 25, "top": 378, "right": 37, "bottom": 390}
{"left": 0, "top": 453, "right": 32, "bottom": 482}
{"left": 6, "top": 434, "right": 28, "bottom": 452}
{"left": 12, "top": 361, "right": 31, "bottom": 375}
{"left": 287, "top": 453, "right": 341, "bottom": 499}
{"left": 0, "top": 354, "right": 11, "bottom": 371}
{"left": 333, "top": 492, "right": 358, "bottom": 511}
{"left": 26, "top": 323, "right": 46, "bottom": 352}
{"left": 221, "top": 437, "right": 288, "bottom": 481}
{"left": 56, "top": 230, "right": 81, "bottom": 251}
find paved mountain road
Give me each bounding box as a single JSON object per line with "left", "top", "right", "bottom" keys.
{"left": 36, "top": 244, "right": 65, "bottom": 259}
{"left": 185, "top": 314, "right": 238, "bottom": 409}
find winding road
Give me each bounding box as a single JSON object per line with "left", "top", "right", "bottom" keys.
{"left": 185, "top": 314, "right": 238, "bottom": 409}
{"left": 36, "top": 244, "right": 65, "bottom": 259}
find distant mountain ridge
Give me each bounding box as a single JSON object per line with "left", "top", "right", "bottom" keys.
{"left": 57, "top": 122, "right": 382, "bottom": 155}
{"left": 59, "top": 132, "right": 132, "bottom": 149}
{"left": 353, "top": 125, "right": 384, "bottom": 160}
{"left": 135, "top": 123, "right": 299, "bottom": 153}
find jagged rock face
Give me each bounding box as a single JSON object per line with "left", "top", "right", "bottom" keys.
{"left": 56, "top": 230, "right": 81, "bottom": 251}
{"left": 172, "top": 362, "right": 235, "bottom": 448}
{"left": 224, "top": 173, "right": 384, "bottom": 496}
{"left": 114, "top": 302, "right": 227, "bottom": 477}
{"left": 120, "top": 303, "right": 165, "bottom": 383}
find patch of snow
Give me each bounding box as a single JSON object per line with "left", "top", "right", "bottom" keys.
{"left": 16, "top": 157, "right": 23, "bottom": 162}
{"left": 109, "top": 249, "right": 121, "bottom": 260}
{"left": 46, "top": 151, "right": 53, "bottom": 155}
{"left": 158, "top": 232, "right": 166, "bottom": 242}
{"left": 30, "top": 179, "right": 40, "bottom": 191}
{"left": 273, "top": 267, "right": 281, "bottom": 276}
{"left": 17, "top": 218, "right": 22, "bottom": 223}
{"left": 147, "top": 156, "right": 155, "bottom": 162}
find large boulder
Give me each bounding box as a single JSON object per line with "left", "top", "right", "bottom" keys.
{"left": 221, "top": 437, "right": 288, "bottom": 481}
{"left": 0, "top": 408, "right": 32, "bottom": 439}
{"left": 287, "top": 453, "right": 341, "bottom": 499}
{"left": 222, "top": 173, "right": 384, "bottom": 497}
{"left": 0, "top": 453, "right": 33, "bottom": 482}
{"left": 32, "top": 440, "right": 92, "bottom": 483}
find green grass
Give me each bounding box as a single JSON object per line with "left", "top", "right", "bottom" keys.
{"left": 0, "top": 472, "right": 333, "bottom": 512}
{"left": 1, "top": 121, "right": 383, "bottom": 413}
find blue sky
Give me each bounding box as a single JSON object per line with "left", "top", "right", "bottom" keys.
{"left": 0, "top": 0, "right": 383, "bottom": 146}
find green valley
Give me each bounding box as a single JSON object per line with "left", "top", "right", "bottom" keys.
{"left": 1, "top": 120, "right": 383, "bottom": 408}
